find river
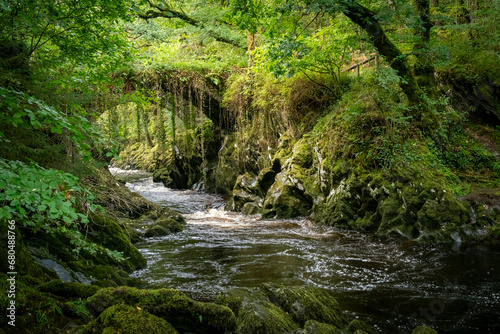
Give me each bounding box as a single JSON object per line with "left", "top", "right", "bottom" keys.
{"left": 111, "top": 168, "right": 500, "bottom": 333}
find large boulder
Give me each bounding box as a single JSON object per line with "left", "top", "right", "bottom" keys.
{"left": 85, "top": 287, "right": 236, "bottom": 334}
{"left": 82, "top": 304, "right": 179, "bottom": 334}
{"left": 315, "top": 171, "right": 472, "bottom": 241}
{"left": 262, "top": 172, "right": 313, "bottom": 218}
{"left": 216, "top": 284, "right": 374, "bottom": 334}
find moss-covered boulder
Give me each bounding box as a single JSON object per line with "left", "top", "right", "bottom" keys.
{"left": 262, "top": 172, "right": 313, "bottom": 218}
{"left": 345, "top": 319, "right": 378, "bottom": 334}
{"left": 315, "top": 171, "right": 471, "bottom": 241}
{"left": 144, "top": 217, "right": 185, "bottom": 237}
{"left": 38, "top": 279, "right": 100, "bottom": 299}
{"left": 87, "top": 212, "right": 147, "bottom": 271}
{"left": 259, "top": 283, "right": 347, "bottom": 328}
{"left": 412, "top": 325, "right": 438, "bottom": 334}
{"left": 228, "top": 172, "right": 264, "bottom": 211}
{"left": 82, "top": 304, "right": 179, "bottom": 334}
{"left": 85, "top": 287, "right": 236, "bottom": 334}
{"left": 216, "top": 287, "right": 300, "bottom": 334}
{"left": 303, "top": 320, "right": 342, "bottom": 334}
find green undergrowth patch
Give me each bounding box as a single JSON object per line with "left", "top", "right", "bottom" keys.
{"left": 310, "top": 67, "right": 499, "bottom": 197}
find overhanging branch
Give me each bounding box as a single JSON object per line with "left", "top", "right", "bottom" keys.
{"left": 138, "top": 1, "right": 244, "bottom": 49}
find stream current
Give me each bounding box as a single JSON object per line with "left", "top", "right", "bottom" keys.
{"left": 111, "top": 168, "right": 500, "bottom": 333}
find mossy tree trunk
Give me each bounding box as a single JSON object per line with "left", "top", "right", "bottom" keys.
{"left": 170, "top": 92, "right": 176, "bottom": 150}
{"left": 338, "top": 1, "right": 424, "bottom": 106}
{"left": 413, "top": 0, "right": 437, "bottom": 93}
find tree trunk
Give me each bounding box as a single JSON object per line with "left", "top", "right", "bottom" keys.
{"left": 340, "top": 2, "right": 423, "bottom": 105}
{"left": 413, "top": 0, "right": 436, "bottom": 92}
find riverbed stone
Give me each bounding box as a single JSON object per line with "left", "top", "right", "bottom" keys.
{"left": 345, "top": 319, "right": 378, "bottom": 334}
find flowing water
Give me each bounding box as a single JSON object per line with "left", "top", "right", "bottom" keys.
{"left": 111, "top": 168, "right": 500, "bottom": 333}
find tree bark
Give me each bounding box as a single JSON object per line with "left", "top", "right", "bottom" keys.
{"left": 413, "top": 0, "right": 436, "bottom": 91}
{"left": 339, "top": 1, "right": 423, "bottom": 105}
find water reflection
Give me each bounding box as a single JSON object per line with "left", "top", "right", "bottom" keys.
{"left": 110, "top": 168, "right": 500, "bottom": 334}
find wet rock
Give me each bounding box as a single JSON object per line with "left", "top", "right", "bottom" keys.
{"left": 242, "top": 202, "right": 262, "bottom": 215}
{"left": 412, "top": 325, "right": 438, "bottom": 334}
{"left": 303, "top": 320, "right": 342, "bottom": 334}
{"left": 144, "top": 217, "right": 185, "bottom": 237}
{"left": 257, "top": 167, "right": 277, "bottom": 194}
{"left": 346, "top": 319, "right": 378, "bottom": 334}
{"left": 86, "top": 287, "right": 236, "bottom": 334}
{"left": 228, "top": 171, "right": 269, "bottom": 213}
{"left": 262, "top": 172, "right": 313, "bottom": 218}
{"left": 216, "top": 287, "right": 300, "bottom": 334}
{"left": 315, "top": 172, "right": 471, "bottom": 241}
{"left": 259, "top": 283, "right": 347, "bottom": 328}
{"left": 82, "top": 304, "right": 178, "bottom": 334}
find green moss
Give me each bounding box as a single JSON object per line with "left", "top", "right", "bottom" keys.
{"left": 345, "top": 319, "right": 378, "bottom": 334}
{"left": 291, "top": 139, "right": 313, "bottom": 168}
{"left": 242, "top": 202, "right": 262, "bottom": 215}
{"left": 82, "top": 304, "right": 179, "bottom": 334}
{"left": 411, "top": 325, "right": 438, "bottom": 334}
{"left": 303, "top": 320, "right": 342, "bottom": 334}
{"left": 144, "top": 217, "right": 184, "bottom": 237}
{"left": 85, "top": 287, "right": 236, "bottom": 333}
{"left": 37, "top": 279, "right": 100, "bottom": 299}
{"left": 87, "top": 212, "right": 147, "bottom": 271}
{"left": 67, "top": 262, "right": 142, "bottom": 287}
{"left": 262, "top": 173, "right": 313, "bottom": 218}
{"left": 259, "top": 284, "right": 347, "bottom": 328}
{"left": 216, "top": 287, "right": 299, "bottom": 334}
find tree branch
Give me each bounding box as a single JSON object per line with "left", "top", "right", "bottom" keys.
{"left": 138, "top": 2, "right": 244, "bottom": 49}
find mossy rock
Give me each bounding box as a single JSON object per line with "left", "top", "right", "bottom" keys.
{"left": 242, "top": 202, "right": 262, "bottom": 215}
{"left": 228, "top": 172, "right": 264, "bottom": 212}
{"left": 290, "top": 138, "right": 313, "bottom": 168}
{"left": 315, "top": 171, "right": 472, "bottom": 241}
{"left": 262, "top": 172, "right": 313, "bottom": 218}
{"left": 67, "top": 262, "right": 142, "bottom": 287}
{"left": 216, "top": 287, "right": 300, "bottom": 334}
{"left": 37, "top": 279, "right": 100, "bottom": 299}
{"left": 82, "top": 304, "right": 178, "bottom": 334}
{"left": 345, "top": 319, "right": 378, "bottom": 334}
{"left": 260, "top": 284, "right": 347, "bottom": 328}
{"left": 86, "top": 287, "right": 236, "bottom": 334}
{"left": 303, "top": 320, "right": 342, "bottom": 334}
{"left": 416, "top": 191, "right": 469, "bottom": 232}
{"left": 412, "top": 325, "right": 438, "bottom": 334}
{"left": 87, "top": 212, "right": 147, "bottom": 272}
{"left": 257, "top": 167, "right": 277, "bottom": 194}
{"left": 144, "top": 217, "right": 184, "bottom": 237}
